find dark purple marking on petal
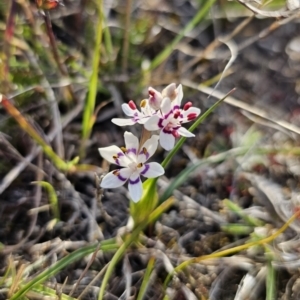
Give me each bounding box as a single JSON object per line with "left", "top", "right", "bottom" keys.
{"left": 129, "top": 176, "right": 141, "bottom": 184}
{"left": 164, "top": 110, "right": 173, "bottom": 119}
{"left": 127, "top": 148, "right": 137, "bottom": 155}
{"left": 158, "top": 118, "right": 164, "bottom": 129}
{"left": 139, "top": 149, "right": 149, "bottom": 160}
{"left": 162, "top": 127, "right": 172, "bottom": 134}
{"left": 117, "top": 173, "right": 128, "bottom": 182}
{"left": 173, "top": 104, "right": 180, "bottom": 110}
{"left": 114, "top": 152, "right": 125, "bottom": 165}
{"left": 140, "top": 164, "right": 150, "bottom": 175}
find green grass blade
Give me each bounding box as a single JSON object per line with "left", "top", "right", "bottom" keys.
{"left": 161, "top": 147, "right": 247, "bottom": 201}
{"left": 266, "top": 254, "right": 276, "bottom": 300}
{"left": 32, "top": 181, "right": 60, "bottom": 221}
{"left": 81, "top": 1, "right": 103, "bottom": 157}
{"left": 136, "top": 257, "right": 155, "bottom": 300}
{"left": 102, "top": 8, "right": 113, "bottom": 62}
{"left": 9, "top": 241, "right": 118, "bottom": 300}
{"left": 30, "top": 284, "right": 77, "bottom": 300}
{"left": 221, "top": 224, "right": 254, "bottom": 235}
{"left": 147, "top": 0, "right": 216, "bottom": 71}
{"left": 223, "top": 199, "right": 264, "bottom": 227}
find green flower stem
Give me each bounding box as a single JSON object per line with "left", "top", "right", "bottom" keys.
{"left": 98, "top": 197, "right": 175, "bottom": 300}
{"left": 131, "top": 89, "right": 234, "bottom": 224}
{"left": 161, "top": 88, "right": 235, "bottom": 169}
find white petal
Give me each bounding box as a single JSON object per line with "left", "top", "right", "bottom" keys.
{"left": 99, "top": 145, "right": 130, "bottom": 166}
{"left": 124, "top": 132, "right": 139, "bottom": 159}
{"left": 161, "top": 98, "right": 172, "bottom": 115}
{"left": 138, "top": 135, "right": 159, "bottom": 163}
{"left": 140, "top": 162, "right": 164, "bottom": 178}
{"left": 137, "top": 115, "right": 151, "bottom": 124}
{"left": 159, "top": 130, "right": 175, "bottom": 151}
{"left": 162, "top": 83, "right": 176, "bottom": 100}
{"left": 175, "top": 84, "right": 183, "bottom": 107}
{"left": 177, "top": 127, "right": 195, "bottom": 137}
{"left": 100, "top": 168, "right": 132, "bottom": 188}
{"left": 144, "top": 115, "right": 161, "bottom": 131}
{"left": 128, "top": 172, "right": 143, "bottom": 202}
{"left": 181, "top": 107, "right": 201, "bottom": 122}
{"left": 122, "top": 103, "right": 135, "bottom": 116}
{"left": 148, "top": 87, "right": 163, "bottom": 110}
{"left": 141, "top": 102, "right": 156, "bottom": 117}
{"left": 111, "top": 118, "right": 136, "bottom": 126}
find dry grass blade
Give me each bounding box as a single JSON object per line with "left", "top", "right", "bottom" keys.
{"left": 183, "top": 81, "right": 300, "bottom": 136}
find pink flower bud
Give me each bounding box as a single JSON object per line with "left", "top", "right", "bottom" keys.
{"left": 148, "top": 87, "right": 162, "bottom": 110}
{"left": 128, "top": 100, "right": 136, "bottom": 110}
{"left": 183, "top": 102, "right": 192, "bottom": 111}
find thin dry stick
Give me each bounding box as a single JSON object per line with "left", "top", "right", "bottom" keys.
{"left": 43, "top": 11, "right": 78, "bottom": 103}
{"left": 1, "top": 152, "right": 44, "bottom": 255}
{"left": 0, "top": 94, "right": 90, "bottom": 195}
{"left": 24, "top": 44, "right": 65, "bottom": 159}
{"left": 78, "top": 263, "right": 109, "bottom": 300}
{"left": 69, "top": 244, "right": 101, "bottom": 297}
{"left": 182, "top": 15, "right": 255, "bottom": 73}
{"left": 237, "top": 0, "right": 300, "bottom": 17}
{"left": 182, "top": 80, "right": 300, "bottom": 136}
{"left": 238, "top": 11, "right": 300, "bottom": 52}
{"left": 95, "top": 174, "right": 113, "bottom": 226}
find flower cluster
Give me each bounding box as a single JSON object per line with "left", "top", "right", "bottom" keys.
{"left": 99, "top": 84, "right": 201, "bottom": 202}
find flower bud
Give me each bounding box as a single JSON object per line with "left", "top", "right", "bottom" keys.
{"left": 162, "top": 83, "right": 177, "bottom": 101}
{"left": 183, "top": 102, "right": 192, "bottom": 111}
{"left": 148, "top": 87, "right": 163, "bottom": 110}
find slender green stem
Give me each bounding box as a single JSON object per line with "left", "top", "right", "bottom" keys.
{"left": 98, "top": 197, "right": 175, "bottom": 300}
{"left": 81, "top": 0, "right": 103, "bottom": 157}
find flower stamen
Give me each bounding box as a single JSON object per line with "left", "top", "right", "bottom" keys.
{"left": 128, "top": 100, "right": 136, "bottom": 110}
{"left": 187, "top": 113, "right": 197, "bottom": 120}
{"left": 183, "top": 102, "right": 192, "bottom": 111}
{"left": 140, "top": 99, "right": 147, "bottom": 108}
{"left": 113, "top": 170, "right": 120, "bottom": 176}
{"left": 121, "top": 147, "right": 127, "bottom": 153}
